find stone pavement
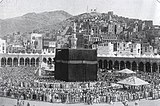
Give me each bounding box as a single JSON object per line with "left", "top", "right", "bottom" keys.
{"left": 0, "top": 97, "right": 159, "bottom": 106}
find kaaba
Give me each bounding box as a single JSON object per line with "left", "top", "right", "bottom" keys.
{"left": 55, "top": 48, "right": 97, "bottom": 82}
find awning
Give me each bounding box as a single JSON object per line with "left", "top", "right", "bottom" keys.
{"left": 117, "top": 76, "right": 149, "bottom": 86}
{"left": 116, "top": 68, "right": 136, "bottom": 74}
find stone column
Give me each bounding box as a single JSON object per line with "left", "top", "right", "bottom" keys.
{"left": 6, "top": 58, "right": 8, "bottom": 66}
{"left": 29, "top": 59, "right": 31, "bottom": 67}
{"left": 144, "top": 63, "right": 146, "bottom": 72}
{"left": 11, "top": 58, "right": 13, "bottom": 67}
{"left": 0, "top": 58, "right": 1, "bottom": 67}
{"left": 107, "top": 62, "right": 109, "bottom": 69}
{"left": 124, "top": 63, "right": 126, "bottom": 69}
{"left": 118, "top": 63, "right": 120, "bottom": 70}
{"left": 137, "top": 63, "right": 139, "bottom": 71}
{"left": 150, "top": 64, "right": 153, "bottom": 73}
{"left": 158, "top": 64, "right": 160, "bottom": 73}
{"left": 24, "top": 58, "right": 26, "bottom": 66}
{"left": 18, "top": 59, "right": 20, "bottom": 66}
{"left": 102, "top": 60, "right": 104, "bottom": 69}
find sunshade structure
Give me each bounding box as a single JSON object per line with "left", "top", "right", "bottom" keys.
{"left": 116, "top": 68, "right": 136, "bottom": 74}
{"left": 44, "top": 68, "right": 54, "bottom": 71}
{"left": 117, "top": 76, "right": 149, "bottom": 86}
{"left": 35, "top": 68, "right": 42, "bottom": 76}
{"left": 111, "top": 83, "right": 123, "bottom": 87}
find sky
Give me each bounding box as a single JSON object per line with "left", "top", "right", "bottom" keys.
{"left": 0, "top": 0, "right": 160, "bottom": 25}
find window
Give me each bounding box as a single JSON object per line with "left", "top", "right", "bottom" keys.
{"left": 44, "top": 41, "right": 49, "bottom": 46}
{"left": 138, "top": 49, "right": 140, "bottom": 53}
{"left": 145, "top": 47, "right": 147, "bottom": 52}
{"left": 32, "top": 36, "right": 35, "bottom": 40}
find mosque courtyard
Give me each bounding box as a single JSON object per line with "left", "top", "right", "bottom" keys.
{"left": 0, "top": 97, "right": 160, "bottom": 106}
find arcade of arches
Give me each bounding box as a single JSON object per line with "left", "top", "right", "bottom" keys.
{"left": 0, "top": 57, "right": 54, "bottom": 67}
{"left": 98, "top": 59, "right": 160, "bottom": 73}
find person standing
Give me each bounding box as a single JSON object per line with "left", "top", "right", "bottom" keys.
{"left": 135, "top": 100, "right": 139, "bottom": 106}
{"left": 17, "top": 98, "right": 20, "bottom": 106}
{"left": 27, "top": 102, "right": 30, "bottom": 106}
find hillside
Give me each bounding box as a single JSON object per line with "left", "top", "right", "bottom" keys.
{"left": 0, "top": 11, "right": 146, "bottom": 38}
{"left": 0, "top": 10, "right": 72, "bottom": 36}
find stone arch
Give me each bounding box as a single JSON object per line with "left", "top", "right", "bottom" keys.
{"left": 146, "top": 62, "right": 151, "bottom": 73}
{"left": 13, "top": 58, "right": 18, "bottom": 66}
{"left": 25, "top": 58, "right": 30, "bottom": 66}
{"left": 139, "top": 62, "right": 144, "bottom": 72}
{"left": 114, "top": 60, "right": 119, "bottom": 70}
{"left": 126, "top": 61, "right": 131, "bottom": 69}
{"left": 20, "top": 58, "right": 24, "bottom": 66}
{"left": 108, "top": 60, "right": 113, "bottom": 70}
{"left": 36, "top": 58, "right": 39, "bottom": 67}
{"left": 43, "top": 58, "right": 47, "bottom": 63}
{"left": 31, "top": 58, "right": 35, "bottom": 67}
{"left": 152, "top": 62, "right": 158, "bottom": 73}
{"left": 104, "top": 60, "right": 108, "bottom": 69}
{"left": 1, "top": 57, "right": 6, "bottom": 67}
{"left": 159, "top": 64, "right": 160, "bottom": 73}
{"left": 132, "top": 61, "right": 137, "bottom": 71}
{"left": 98, "top": 60, "right": 102, "bottom": 69}
{"left": 120, "top": 61, "right": 125, "bottom": 70}
{"left": 7, "top": 58, "right": 12, "bottom": 66}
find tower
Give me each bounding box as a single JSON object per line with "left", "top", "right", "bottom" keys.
{"left": 70, "top": 22, "right": 78, "bottom": 49}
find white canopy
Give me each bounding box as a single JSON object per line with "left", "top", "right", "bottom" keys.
{"left": 116, "top": 68, "right": 136, "bottom": 74}
{"left": 41, "top": 62, "right": 48, "bottom": 68}
{"left": 110, "top": 83, "right": 123, "bottom": 87}
{"left": 117, "top": 76, "right": 149, "bottom": 86}
{"left": 44, "top": 68, "right": 54, "bottom": 71}
{"left": 35, "top": 68, "right": 42, "bottom": 76}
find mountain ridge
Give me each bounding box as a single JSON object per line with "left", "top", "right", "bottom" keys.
{"left": 0, "top": 10, "right": 152, "bottom": 38}
{"left": 0, "top": 10, "right": 72, "bottom": 36}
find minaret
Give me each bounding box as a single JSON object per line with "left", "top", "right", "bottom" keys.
{"left": 70, "top": 22, "right": 77, "bottom": 49}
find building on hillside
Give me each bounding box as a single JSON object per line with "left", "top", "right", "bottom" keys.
{"left": 0, "top": 38, "right": 6, "bottom": 54}
{"left": 101, "top": 34, "right": 119, "bottom": 43}
{"left": 115, "top": 42, "right": 141, "bottom": 56}
{"left": 57, "top": 35, "right": 70, "bottom": 49}
{"left": 130, "top": 43, "right": 141, "bottom": 56}
{"left": 83, "top": 34, "right": 91, "bottom": 48}
{"left": 90, "top": 36, "right": 102, "bottom": 44}
{"left": 70, "top": 33, "right": 85, "bottom": 48}
{"left": 142, "top": 20, "right": 153, "bottom": 30}
{"left": 133, "top": 22, "right": 139, "bottom": 32}
{"left": 141, "top": 43, "right": 154, "bottom": 55}
{"left": 70, "top": 23, "right": 78, "bottom": 49}
{"left": 42, "top": 36, "right": 56, "bottom": 54}
{"left": 31, "top": 33, "right": 43, "bottom": 53}
{"left": 22, "top": 37, "right": 31, "bottom": 53}
{"left": 116, "top": 42, "right": 132, "bottom": 56}
{"left": 61, "top": 26, "right": 73, "bottom": 36}
{"left": 90, "top": 24, "right": 101, "bottom": 36}
{"left": 97, "top": 42, "right": 115, "bottom": 55}
{"left": 108, "top": 21, "right": 117, "bottom": 34}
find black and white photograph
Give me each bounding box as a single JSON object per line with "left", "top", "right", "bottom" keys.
{"left": 0, "top": 0, "right": 160, "bottom": 106}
